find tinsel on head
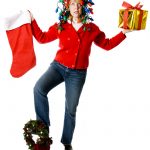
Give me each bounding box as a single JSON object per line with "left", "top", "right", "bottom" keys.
{"left": 55, "top": 0, "right": 95, "bottom": 32}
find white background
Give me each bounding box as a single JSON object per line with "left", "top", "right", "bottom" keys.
{"left": 0, "top": 0, "right": 150, "bottom": 150}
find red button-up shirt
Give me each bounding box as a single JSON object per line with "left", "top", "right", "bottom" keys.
{"left": 31, "top": 20, "right": 126, "bottom": 69}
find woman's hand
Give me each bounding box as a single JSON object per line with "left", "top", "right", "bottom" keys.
{"left": 122, "top": 29, "right": 133, "bottom": 34}
{"left": 28, "top": 10, "right": 35, "bottom": 21}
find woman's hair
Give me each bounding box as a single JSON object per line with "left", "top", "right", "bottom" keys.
{"left": 56, "top": 0, "right": 94, "bottom": 31}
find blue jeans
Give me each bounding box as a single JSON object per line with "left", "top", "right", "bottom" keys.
{"left": 34, "top": 60, "right": 87, "bottom": 144}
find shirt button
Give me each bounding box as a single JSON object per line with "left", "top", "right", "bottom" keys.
{"left": 67, "top": 38, "right": 70, "bottom": 41}
{"left": 78, "top": 39, "right": 80, "bottom": 42}
{"left": 72, "top": 65, "right": 75, "bottom": 68}
{"left": 66, "top": 50, "right": 69, "bottom": 53}
{"left": 75, "top": 53, "right": 77, "bottom": 56}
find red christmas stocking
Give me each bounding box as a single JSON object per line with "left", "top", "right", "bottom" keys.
{"left": 5, "top": 10, "right": 36, "bottom": 77}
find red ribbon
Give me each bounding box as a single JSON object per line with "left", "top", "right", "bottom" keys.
{"left": 34, "top": 144, "right": 50, "bottom": 150}
{"left": 122, "top": 1, "right": 143, "bottom": 10}
{"left": 122, "top": 1, "right": 143, "bottom": 30}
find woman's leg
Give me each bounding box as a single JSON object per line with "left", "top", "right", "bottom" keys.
{"left": 34, "top": 62, "right": 64, "bottom": 127}
{"left": 61, "top": 69, "right": 87, "bottom": 145}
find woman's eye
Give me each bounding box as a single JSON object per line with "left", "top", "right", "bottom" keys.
{"left": 77, "top": 4, "right": 81, "bottom": 7}
{"left": 70, "top": 3, "right": 75, "bottom": 6}
{"left": 70, "top": 2, "right": 82, "bottom": 8}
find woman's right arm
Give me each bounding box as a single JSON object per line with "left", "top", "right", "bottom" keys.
{"left": 29, "top": 11, "right": 58, "bottom": 44}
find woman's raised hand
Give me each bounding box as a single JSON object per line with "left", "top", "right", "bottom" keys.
{"left": 28, "top": 10, "right": 35, "bottom": 21}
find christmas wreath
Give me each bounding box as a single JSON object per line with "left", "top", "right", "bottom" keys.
{"left": 23, "top": 120, "right": 52, "bottom": 150}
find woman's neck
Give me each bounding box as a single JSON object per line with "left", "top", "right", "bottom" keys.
{"left": 72, "top": 18, "right": 81, "bottom": 24}
{"left": 72, "top": 18, "right": 83, "bottom": 31}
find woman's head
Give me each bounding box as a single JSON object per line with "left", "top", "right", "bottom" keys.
{"left": 68, "top": 0, "right": 82, "bottom": 21}
{"left": 56, "top": 0, "right": 94, "bottom": 30}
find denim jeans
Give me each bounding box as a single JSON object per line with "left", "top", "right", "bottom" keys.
{"left": 34, "top": 60, "right": 87, "bottom": 144}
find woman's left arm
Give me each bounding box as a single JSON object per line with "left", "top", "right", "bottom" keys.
{"left": 94, "top": 27, "right": 126, "bottom": 51}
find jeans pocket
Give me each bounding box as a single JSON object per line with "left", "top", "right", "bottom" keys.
{"left": 76, "top": 70, "right": 87, "bottom": 76}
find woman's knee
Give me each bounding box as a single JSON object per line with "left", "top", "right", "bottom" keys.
{"left": 33, "top": 82, "right": 46, "bottom": 96}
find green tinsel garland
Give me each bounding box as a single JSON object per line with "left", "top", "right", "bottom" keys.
{"left": 23, "top": 120, "right": 52, "bottom": 150}
{"left": 56, "top": 0, "right": 94, "bottom": 32}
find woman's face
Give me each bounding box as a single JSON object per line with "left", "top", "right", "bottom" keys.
{"left": 69, "top": 0, "right": 82, "bottom": 20}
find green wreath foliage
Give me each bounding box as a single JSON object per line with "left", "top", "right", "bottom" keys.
{"left": 23, "top": 120, "right": 52, "bottom": 150}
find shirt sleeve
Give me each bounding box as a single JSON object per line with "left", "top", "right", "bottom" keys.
{"left": 31, "top": 19, "right": 58, "bottom": 44}
{"left": 94, "top": 26, "right": 126, "bottom": 51}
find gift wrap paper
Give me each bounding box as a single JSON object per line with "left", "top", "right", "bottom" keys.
{"left": 118, "top": 9, "right": 148, "bottom": 30}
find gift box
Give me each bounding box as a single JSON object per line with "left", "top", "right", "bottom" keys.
{"left": 34, "top": 144, "right": 50, "bottom": 150}
{"left": 118, "top": 1, "right": 148, "bottom": 30}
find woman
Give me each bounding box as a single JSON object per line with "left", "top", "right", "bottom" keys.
{"left": 30, "top": 0, "right": 129, "bottom": 149}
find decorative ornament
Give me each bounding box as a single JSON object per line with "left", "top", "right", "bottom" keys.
{"left": 23, "top": 120, "right": 52, "bottom": 150}
{"left": 55, "top": 0, "right": 95, "bottom": 32}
